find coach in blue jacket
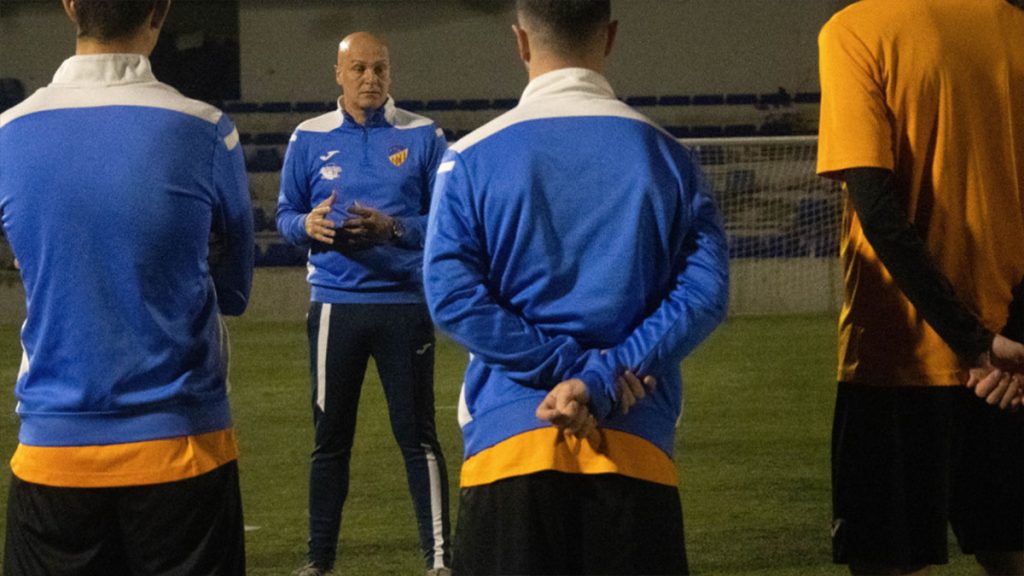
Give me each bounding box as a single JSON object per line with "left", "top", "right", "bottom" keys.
{"left": 276, "top": 31, "right": 451, "bottom": 576}
{"left": 424, "top": 1, "right": 730, "bottom": 574}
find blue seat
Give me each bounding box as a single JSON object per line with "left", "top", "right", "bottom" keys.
{"left": 759, "top": 92, "right": 791, "bottom": 107}
{"left": 257, "top": 101, "right": 291, "bottom": 113}
{"left": 725, "top": 93, "right": 758, "bottom": 106}
{"left": 794, "top": 92, "right": 821, "bottom": 104}
{"left": 260, "top": 243, "right": 306, "bottom": 267}
{"left": 658, "top": 95, "right": 691, "bottom": 106}
{"left": 458, "top": 99, "right": 490, "bottom": 111}
{"left": 625, "top": 96, "right": 658, "bottom": 107}
{"left": 294, "top": 101, "right": 336, "bottom": 113}
{"left": 253, "top": 132, "right": 290, "bottom": 146}
{"left": 223, "top": 101, "right": 259, "bottom": 114}
{"left": 723, "top": 124, "right": 757, "bottom": 137}
{"left": 425, "top": 100, "right": 458, "bottom": 111}
{"left": 490, "top": 98, "right": 518, "bottom": 110}
{"left": 395, "top": 100, "right": 425, "bottom": 112}
{"left": 692, "top": 94, "right": 725, "bottom": 106}
{"left": 666, "top": 126, "right": 691, "bottom": 138}
{"left": 692, "top": 125, "right": 724, "bottom": 138}
{"left": 0, "top": 77, "right": 26, "bottom": 113}
{"left": 248, "top": 148, "right": 282, "bottom": 172}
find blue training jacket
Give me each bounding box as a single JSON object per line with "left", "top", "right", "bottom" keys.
{"left": 0, "top": 54, "right": 254, "bottom": 447}
{"left": 424, "top": 68, "right": 730, "bottom": 461}
{"left": 276, "top": 97, "right": 447, "bottom": 304}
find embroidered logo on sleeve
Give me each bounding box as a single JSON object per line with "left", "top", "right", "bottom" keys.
{"left": 388, "top": 146, "right": 409, "bottom": 167}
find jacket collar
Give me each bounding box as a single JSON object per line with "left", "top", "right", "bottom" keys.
{"left": 519, "top": 67, "right": 616, "bottom": 105}
{"left": 336, "top": 95, "right": 396, "bottom": 129}
{"left": 52, "top": 54, "right": 156, "bottom": 87}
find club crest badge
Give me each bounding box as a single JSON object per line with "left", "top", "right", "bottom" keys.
{"left": 388, "top": 146, "right": 409, "bottom": 168}
{"left": 320, "top": 164, "right": 341, "bottom": 180}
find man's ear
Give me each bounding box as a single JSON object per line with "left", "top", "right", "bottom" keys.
{"left": 604, "top": 20, "right": 618, "bottom": 57}
{"left": 61, "top": 0, "right": 77, "bottom": 27}
{"left": 150, "top": 0, "right": 171, "bottom": 31}
{"left": 512, "top": 24, "right": 531, "bottom": 66}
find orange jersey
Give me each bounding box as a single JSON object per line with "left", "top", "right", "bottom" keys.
{"left": 817, "top": 0, "right": 1024, "bottom": 385}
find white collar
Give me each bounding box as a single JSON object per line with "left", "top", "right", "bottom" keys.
{"left": 519, "top": 67, "right": 616, "bottom": 105}
{"left": 52, "top": 54, "right": 157, "bottom": 87}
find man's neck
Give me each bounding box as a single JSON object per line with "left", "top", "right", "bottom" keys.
{"left": 75, "top": 36, "right": 153, "bottom": 57}
{"left": 342, "top": 101, "right": 384, "bottom": 126}
{"left": 527, "top": 54, "right": 604, "bottom": 82}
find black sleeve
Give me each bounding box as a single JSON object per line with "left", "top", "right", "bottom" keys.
{"left": 844, "top": 167, "right": 994, "bottom": 360}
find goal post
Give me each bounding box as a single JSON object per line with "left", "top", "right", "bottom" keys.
{"left": 679, "top": 136, "right": 843, "bottom": 317}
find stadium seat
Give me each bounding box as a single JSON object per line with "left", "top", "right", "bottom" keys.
{"left": 658, "top": 95, "right": 691, "bottom": 106}
{"left": 253, "top": 132, "right": 291, "bottom": 145}
{"left": 425, "top": 99, "right": 458, "bottom": 111}
{"left": 395, "top": 99, "right": 425, "bottom": 112}
{"left": 625, "top": 96, "right": 658, "bottom": 107}
{"left": 294, "top": 101, "right": 336, "bottom": 113}
{"left": 239, "top": 132, "right": 255, "bottom": 145}
{"left": 725, "top": 93, "right": 758, "bottom": 106}
{"left": 758, "top": 122, "right": 794, "bottom": 136}
{"left": 794, "top": 92, "right": 821, "bottom": 104}
{"left": 692, "top": 94, "right": 725, "bottom": 106}
{"left": 666, "top": 126, "right": 691, "bottom": 138}
{"left": 223, "top": 101, "right": 259, "bottom": 114}
{"left": 490, "top": 98, "right": 519, "bottom": 110}
{"left": 458, "top": 99, "right": 491, "bottom": 111}
{"left": 759, "top": 92, "right": 791, "bottom": 107}
{"left": 257, "top": 101, "right": 292, "bottom": 113}
{"left": 692, "top": 125, "right": 724, "bottom": 138}
{"left": 723, "top": 124, "right": 757, "bottom": 137}
{"left": 248, "top": 148, "right": 283, "bottom": 172}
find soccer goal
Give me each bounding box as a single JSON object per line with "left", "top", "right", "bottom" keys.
{"left": 680, "top": 135, "right": 843, "bottom": 317}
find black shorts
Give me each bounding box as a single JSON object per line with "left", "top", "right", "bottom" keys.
{"left": 3, "top": 461, "right": 245, "bottom": 576}
{"left": 453, "top": 470, "right": 689, "bottom": 575}
{"left": 831, "top": 382, "right": 1024, "bottom": 568}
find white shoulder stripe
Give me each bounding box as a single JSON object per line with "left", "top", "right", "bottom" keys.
{"left": 223, "top": 128, "right": 240, "bottom": 151}
{"left": 435, "top": 127, "right": 445, "bottom": 138}
{"left": 0, "top": 82, "right": 222, "bottom": 128}
{"left": 296, "top": 110, "right": 342, "bottom": 133}
{"left": 452, "top": 97, "right": 669, "bottom": 153}
{"left": 438, "top": 161, "right": 455, "bottom": 174}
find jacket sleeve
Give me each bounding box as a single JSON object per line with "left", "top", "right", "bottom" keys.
{"left": 574, "top": 163, "right": 730, "bottom": 420}
{"left": 396, "top": 127, "right": 448, "bottom": 250}
{"left": 210, "top": 115, "right": 254, "bottom": 316}
{"left": 424, "top": 152, "right": 585, "bottom": 388}
{"left": 276, "top": 131, "right": 312, "bottom": 246}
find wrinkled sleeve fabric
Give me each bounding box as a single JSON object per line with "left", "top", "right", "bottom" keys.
{"left": 574, "top": 164, "right": 730, "bottom": 420}
{"left": 424, "top": 151, "right": 586, "bottom": 387}
{"left": 276, "top": 131, "right": 312, "bottom": 246}
{"left": 210, "top": 115, "right": 254, "bottom": 316}
{"left": 397, "top": 128, "right": 448, "bottom": 250}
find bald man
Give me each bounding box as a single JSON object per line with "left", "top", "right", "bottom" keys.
{"left": 277, "top": 32, "right": 451, "bottom": 576}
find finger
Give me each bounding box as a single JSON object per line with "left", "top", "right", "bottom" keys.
{"left": 973, "top": 369, "right": 1003, "bottom": 398}
{"left": 571, "top": 413, "right": 597, "bottom": 439}
{"left": 643, "top": 375, "right": 657, "bottom": 391}
{"left": 622, "top": 371, "right": 646, "bottom": 401}
{"left": 535, "top": 393, "right": 559, "bottom": 422}
{"left": 999, "top": 375, "right": 1023, "bottom": 410}
{"left": 985, "top": 372, "right": 1012, "bottom": 406}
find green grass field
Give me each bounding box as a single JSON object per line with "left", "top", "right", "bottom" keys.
{"left": 0, "top": 314, "right": 979, "bottom": 575}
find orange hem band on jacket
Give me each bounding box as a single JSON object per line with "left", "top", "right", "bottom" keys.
{"left": 460, "top": 427, "right": 678, "bottom": 488}
{"left": 10, "top": 428, "right": 239, "bottom": 488}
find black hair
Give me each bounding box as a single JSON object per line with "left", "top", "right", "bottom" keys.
{"left": 516, "top": 0, "right": 611, "bottom": 55}
{"left": 73, "top": 0, "right": 160, "bottom": 41}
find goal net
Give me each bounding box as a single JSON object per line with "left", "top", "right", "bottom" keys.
{"left": 680, "top": 136, "right": 843, "bottom": 316}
